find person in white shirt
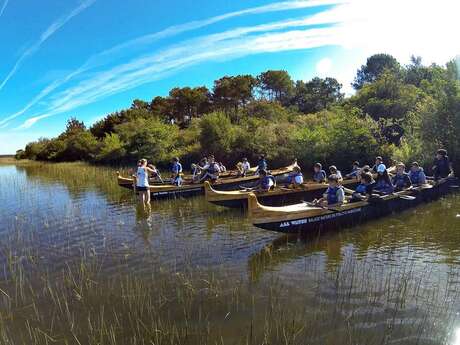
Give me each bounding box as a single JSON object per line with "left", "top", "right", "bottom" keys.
{"left": 135, "top": 159, "right": 156, "bottom": 204}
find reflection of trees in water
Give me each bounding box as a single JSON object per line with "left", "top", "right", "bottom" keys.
{"left": 248, "top": 195, "right": 460, "bottom": 281}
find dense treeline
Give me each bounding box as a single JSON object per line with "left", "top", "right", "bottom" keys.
{"left": 16, "top": 54, "right": 460, "bottom": 173}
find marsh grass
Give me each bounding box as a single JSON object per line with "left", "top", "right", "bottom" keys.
{"left": 0, "top": 161, "right": 459, "bottom": 344}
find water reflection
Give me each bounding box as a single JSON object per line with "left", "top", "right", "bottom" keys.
{"left": 1, "top": 162, "right": 460, "bottom": 344}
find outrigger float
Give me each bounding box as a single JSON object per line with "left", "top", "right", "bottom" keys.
{"left": 248, "top": 177, "right": 459, "bottom": 234}
{"left": 117, "top": 164, "right": 296, "bottom": 198}
{"left": 204, "top": 178, "right": 359, "bottom": 208}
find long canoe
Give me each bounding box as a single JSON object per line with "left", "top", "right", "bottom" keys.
{"left": 248, "top": 177, "right": 458, "bottom": 234}
{"left": 117, "top": 164, "right": 296, "bottom": 198}
{"left": 205, "top": 178, "right": 360, "bottom": 208}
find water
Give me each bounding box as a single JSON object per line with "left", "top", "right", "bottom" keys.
{"left": 0, "top": 161, "right": 460, "bottom": 344}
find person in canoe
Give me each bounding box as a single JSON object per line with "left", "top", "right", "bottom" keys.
{"left": 351, "top": 171, "right": 374, "bottom": 201}
{"left": 237, "top": 157, "right": 251, "bottom": 177}
{"left": 372, "top": 156, "right": 384, "bottom": 173}
{"left": 255, "top": 155, "right": 268, "bottom": 174}
{"left": 345, "top": 161, "right": 361, "bottom": 179}
{"left": 315, "top": 174, "right": 345, "bottom": 206}
{"left": 392, "top": 162, "right": 412, "bottom": 191}
{"left": 432, "top": 149, "right": 453, "bottom": 181}
{"left": 135, "top": 159, "right": 156, "bottom": 204}
{"left": 409, "top": 162, "right": 427, "bottom": 186}
{"left": 313, "top": 163, "right": 327, "bottom": 183}
{"left": 329, "top": 165, "right": 343, "bottom": 181}
{"left": 254, "top": 169, "right": 276, "bottom": 192}
{"left": 147, "top": 164, "right": 163, "bottom": 183}
{"left": 198, "top": 156, "right": 221, "bottom": 183}
{"left": 373, "top": 164, "right": 394, "bottom": 194}
{"left": 286, "top": 165, "right": 304, "bottom": 188}
{"left": 218, "top": 162, "right": 227, "bottom": 172}
{"left": 170, "top": 157, "right": 183, "bottom": 186}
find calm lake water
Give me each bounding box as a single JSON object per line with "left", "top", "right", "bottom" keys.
{"left": 1, "top": 161, "right": 460, "bottom": 344}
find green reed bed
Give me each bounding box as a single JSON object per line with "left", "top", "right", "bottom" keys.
{"left": 0, "top": 230, "right": 458, "bottom": 345}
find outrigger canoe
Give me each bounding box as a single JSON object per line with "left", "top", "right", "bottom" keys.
{"left": 205, "top": 178, "right": 360, "bottom": 208}
{"left": 248, "top": 177, "right": 458, "bottom": 234}
{"left": 117, "top": 164, "right": 296, "bottom": 198}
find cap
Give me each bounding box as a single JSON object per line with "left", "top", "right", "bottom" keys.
{"left": 377, "top": 164, "right": 387, "bottom": 173}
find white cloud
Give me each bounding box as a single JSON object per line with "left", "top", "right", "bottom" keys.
{"left": 0, "top": 0, "right": 95, "bottom": 92}
{"left": 12, "top": 0, "right": 460, "bottom": 129}
{"left": 0, "top": 0, "right": 9, "bottom": 18}
{"left": 316, "top": 57, "right": 333, "bottom": 76}
{"left": 1, "top": 0, "right": 343, "bottom": 128}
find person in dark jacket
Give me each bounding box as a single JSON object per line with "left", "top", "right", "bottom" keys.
{"left": 432, "top": 149, "right": 453, "bottom": 180}
{"left": 409, "top": 162, "right": 427, "bottom": 186}
{"left": 392, "top": 162, "right": 412, "bottom": 191}
{"left": 374, "top": 164, "right": 394, "bottom": 194}
{"left": 372, "top": 156, "right": 384, "bottom": 173}
{"left": 313, "top": 163, "right": 327, "bottom": 183}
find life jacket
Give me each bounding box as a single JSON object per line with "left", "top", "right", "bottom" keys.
{"left": 258, "top": 159, "right": 267, "bottom": 171}
{"left": 355, "top": 183, "right": 367, "bottom": 194}
{"left": 326, "top": 186, "right": 342, "bottom": 204}
{"left": 409, "top": 168, "right": 424, "bottom": 185}
{"left": 374, "top": 178, "right": 394, "bottom": 194}
{"left": 171, "top": 162, "right": 182, "bottom": 174}
{"left": 289, "top": 172, "right": 303, "bottom": 184}
{"left": 261, "top": 175, "right": 275, "bottom": 190}
{"left": 392, "top": 173, "right": 410, "bottom": 189}
{"left": 207, "top": 163, "right": 220, "bottom": 175}
{"left": 313, "top": 170, "right": 326, "bottom": 182}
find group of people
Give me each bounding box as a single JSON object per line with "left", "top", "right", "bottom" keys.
{"left": 315, "top": 149, "right": 453, "bottom": 207}
{"left": 134, "top": 149, "right": 453, "bottom": 206}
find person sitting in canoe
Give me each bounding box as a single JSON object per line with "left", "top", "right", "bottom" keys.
{"left": 329, "top": 165, "right": 343, "bottom": 181}
{"left": 255, "top": 155, "right": 268, "bottom": 174}
{"left": 147, "top": 164, "right": 163, "bottom": 183}
{"left": 237, "top": 157, "right": 251, "bottom": 177}
{"left": 286, "top": 165, "right": 304, "bottom": 188}
{"left": 373, "top": 164, "right": 394, "bottom": 194}
{"left": 198, "top": 156, "right": 220, "bottom": 183}
{"left": 392, "top": 162, "right": 412, "bottom": 191}
{"left": 254, "top": 169, "right": 276, "bottom": 192}
{"left": 315, "top": 174, "right": 345, "bottom": 206}
{"left": 170, "top": 157, "right": 183, "bottom": 186}
{"left": 345, "top": 161, "right": 360, "bottom": 179}
{"left": 218, "top": 162, "right": 227, "bottom": 172}
{"left": 351, "top": 171, "right": 374, "bottom": 201}
{"left": 313, "top": 163, "right": 327, "bottom": 183}
{"left": 432, "top": 149, "right": 453, "bottom": 181}
{"left": 372, "top": 156, "right": 384, "bottom": 173}
{"left": 409, "top": 162, "right": 427, "bottom": 186}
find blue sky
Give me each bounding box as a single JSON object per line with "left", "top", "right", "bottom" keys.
{"left": 0, "top": 0, "right": 459, "bottom": 154}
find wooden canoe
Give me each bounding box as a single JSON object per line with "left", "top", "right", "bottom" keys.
{"left": 117, "top": 164, "right": 296, "bottom": 198}
{"left": 248, "top": 177, "right": 459, "bottom": 234}
{"left": 204, "top": 178, "right": 360, "bottom": 208}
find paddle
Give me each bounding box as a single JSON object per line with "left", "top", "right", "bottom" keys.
{"left": 396, "top": 194, "right": 416, "bottom": 201}
{"left": 302, "top": 200, "right": 342, "bottom": 212}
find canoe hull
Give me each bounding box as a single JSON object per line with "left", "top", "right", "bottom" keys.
{"left": 117, "top": 165, "right": 294, "bottom": 199}
{"left": 206, "top": 179, "right": 359, "bottom": 208}
{"left": 250, "top": 177, "right": 458, "bottom": 234}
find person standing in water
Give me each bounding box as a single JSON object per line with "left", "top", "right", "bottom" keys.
{"left": 136, "top": 159, "right": 155, "bottom": 204}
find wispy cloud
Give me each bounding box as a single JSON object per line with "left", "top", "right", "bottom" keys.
{"left": 13, "top": 0, "right": 460, "bottom": 130}
{"left": 0, "top": 0, "right": 95, "bottom": 92}
{"left": 0, "top": 0, "right": 9, "bottom": 18}
{"left": 3, "top": 0, "right": 342, "bottom": 128}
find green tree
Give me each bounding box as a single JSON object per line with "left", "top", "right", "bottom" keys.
{"left": 213, "top": 75, "right": 257, "bottom": 113}
{"left": 257, "top": 70, "right": 294, "bottom": 104}
{"left": 353, "top": 53, "right": 401, "bottom": 89}
{"left": 293, "top": 77, "right": 343, "bottom": 114}
{"left": 95, "top": 133, "right": 126, "bottom": 163}
{"left": 169, "top": 86, "right": 211, "bottom": 123}
{"left": 199, "top": 112, "right": 235, "bottom": 159}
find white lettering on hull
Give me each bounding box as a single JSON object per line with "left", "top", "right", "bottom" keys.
{"left": 279, "top": 208, "right": 362, "bottom": 228}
